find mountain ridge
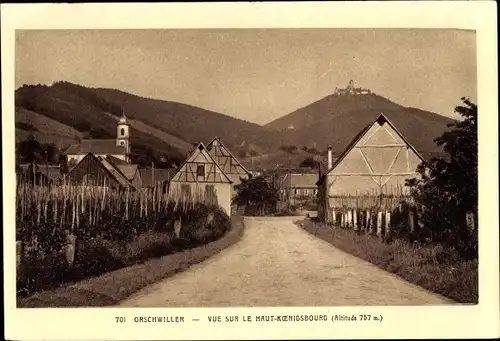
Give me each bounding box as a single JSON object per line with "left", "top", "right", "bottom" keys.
{"left": 15, "top": 81, "right": 457, "bottom": 170}
{"left": 265, "top": 92, "right": 455, "bottom": 155}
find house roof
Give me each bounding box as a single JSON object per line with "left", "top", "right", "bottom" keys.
{"left": 66, "top": 139, "right": 126, "bottom": 155}
{"left": 66, "top": 153, "right": 132, "bottom": 188}
{"left": 282, "top": 173, "right": 319, "bottom": 189}
{"left": 96, "top": 156, "right": 132, "bottom": 187}
{"left": 172, "top": 142, "right": 232, "bottom": 183}
{"left": 105, "top": 155, "right": 129, "bottom": 165}
{"left": 316, "top": 113, "right": 425, "bottom": 185}
{"left": 116, "top": 164, "right": 138, "bottom": 180}
{"left": 139, "top": 167, "right": 177, "bottom": 187}
{"left": 206, "top": 136, "right": 250, "bottom": 175}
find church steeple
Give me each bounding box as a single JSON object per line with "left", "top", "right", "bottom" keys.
{"left": 116, "top": 111, "right": 131, "bottom": 162}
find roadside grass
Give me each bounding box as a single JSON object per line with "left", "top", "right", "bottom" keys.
{"left": 299, "top": 219, "right": 478, "bottom": 304}
{"left": 17, "top": 216, "right": 245, "bottom": 308}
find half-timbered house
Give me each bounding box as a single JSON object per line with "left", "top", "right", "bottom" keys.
{"left": 316, "top": 113, "right": 425, "bottom": 223}
{"left": 65, "top": 153, "right": 133, "bottom": 189}
{"left": 206, "top": 137, "right": 251, "bottom": 196}
{"left": 169, "top": 143, "right": 233, "bottom": 214}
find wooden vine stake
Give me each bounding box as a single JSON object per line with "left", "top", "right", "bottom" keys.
{"left": 366, "top": 208, "right": 371, "bottom": 234}
{"left": 385, "top": 210, "right": 391, "bottom": 239}
{"left": 376, "top": 211, "right": 383, "bottom": 238}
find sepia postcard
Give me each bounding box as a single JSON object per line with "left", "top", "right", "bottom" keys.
{"left": 2, "top": 2, "right": 499, "bottom": 340}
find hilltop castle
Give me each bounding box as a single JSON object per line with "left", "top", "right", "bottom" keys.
{"left": 334, "top": 80, "right": 371, "bottom": 96}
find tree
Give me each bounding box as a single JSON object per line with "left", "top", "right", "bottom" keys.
{"left": 279, "top": 145, "right": 298, "bottom": 154}
{"left": 233, "top": 176, "right": 279, "bottom": 216}
{"left": 299, "top": 157, "right": 318, "bottom": 169}
{"left": 19, "top": 134, "right": 43, "bottom": 164}
{"left": 308, "top": 147, "right": 320, "bottom": 155}
{"left": 45, "top": 143, "right": 59, "bottom": 164}
{"left": 406, "top": 97, "right": 477, "bottom": 257}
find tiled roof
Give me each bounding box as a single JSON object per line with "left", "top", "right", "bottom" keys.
{"left": 117, "top": 164, "right": 138, "bottom": 180}
{"left": 105, "top": 155, "right": 129, "bottom": 165}
{"left": 139, "top": 167, "right": 177, "bottom": 187}
{"left": 66, "top": 139, "right": 126, "bottom": 155}
{"left": 97, "top": 156, "right": 131, "bottom": 187}
{"left": 206, "top": 136, "right": 250, "bottom": 175}
{"left": 283, "top": 173, "right": 318, "bottom": 189}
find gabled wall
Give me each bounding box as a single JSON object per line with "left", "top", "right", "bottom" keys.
{"left": 318, "top": 115, "right": 425, "bottom": 223}
{"left": 66, "top": 154, "right": 120, "bottom": 188}
{"left": 170, "top": 144, "right": 232, "bottom": 215}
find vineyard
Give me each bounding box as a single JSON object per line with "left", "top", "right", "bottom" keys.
{"left": 16, "top": 181, "right": 232, "bottom": 297}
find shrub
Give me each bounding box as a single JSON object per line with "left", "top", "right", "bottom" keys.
{"left": 72, "top": 238, "right": 126, "bottom": 281}
{"left": 120, "top": 231, "right": 173, "bottom": 263}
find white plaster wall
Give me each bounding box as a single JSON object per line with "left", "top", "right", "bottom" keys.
{"left": 169, "top": 182, "right": 232, "bottom": 216}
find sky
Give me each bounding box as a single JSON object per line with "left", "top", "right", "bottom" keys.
{"left": 15, "top": 29, "right": 477, "bottom": 125}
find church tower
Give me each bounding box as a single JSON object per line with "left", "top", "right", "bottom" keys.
{"left": 116, "top": 112, "right": 131, "bottom": 162}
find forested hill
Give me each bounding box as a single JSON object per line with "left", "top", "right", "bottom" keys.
{"left": 265, "top": 91, "right": 456, "bottom": 158}
{"left": 15, "top": 81, "right": 280, "bottom": 166}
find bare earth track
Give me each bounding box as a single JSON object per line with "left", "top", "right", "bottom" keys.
{"left": 119, "top": 217, "right": 452, "bottom": 307}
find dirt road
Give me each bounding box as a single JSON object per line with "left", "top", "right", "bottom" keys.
{"left": 119, "top": 216, "right": 452, "bottom": 307}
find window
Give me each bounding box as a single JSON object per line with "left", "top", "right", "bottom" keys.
{"left": 181, "top": 184, "right": 191, "bottom": 198}
{"left": 294, "top": 189, "right": 298, "bottom": 195}
{"left": 120, "top": 141, "right": 125, "bottom": 145}
{"left": 120, "top": 128, "right": 125, "bottom": 136}
{"left": 197, "top": 165, "right": 205, "bottom": 181}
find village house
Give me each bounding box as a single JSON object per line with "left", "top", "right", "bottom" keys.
{"left": 206, "top": 137, "right": 251, "bottom": 196}
{"left": 17, "top": 164, "right": 63, "bottom": 185}
{"left": 65, "top": 113, "right": 131, "bottom": 165}
{"left": 168, "top": 142, "right": 233, "bottom": 215}
{"left": 316, "top": 113, "right": 425, "bottom": 223}
{"left": 65, "top": 153, "right": 135, "bottom": 189}
{"left": 279, "top": 172, "right": 318, "bottom": 209}
{"left": 138, "top": 167, "right": 177, "bottom": 189}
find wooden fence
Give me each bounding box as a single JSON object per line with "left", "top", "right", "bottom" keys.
{"left": 323, "top": 186, "right": 477, "bottom": 242}
{"left": 323, "top": 186, "right": 415, "bottom": 240}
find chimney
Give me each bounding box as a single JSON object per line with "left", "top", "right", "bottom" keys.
{"left": 327, "top": 145, "right": 333, "bottom": 170}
